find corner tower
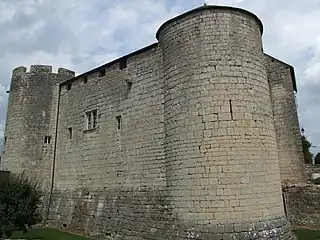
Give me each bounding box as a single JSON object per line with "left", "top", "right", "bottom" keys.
{"left": 1, "top": 65, "right": 75, "bottom": 189}
{"left": 158, "top": 6, "right": 295, "bottom": 239}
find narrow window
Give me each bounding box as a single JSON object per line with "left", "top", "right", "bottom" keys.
{"left": 44, "top": 136, "right": 51, "bottom": 144}
{"left": 92, "top": 110, "right": 97, "bottom": 129}
{"left": 83, "top": 76, "right": 88, "bottom": 84}
{"left": 116, "top": 115, "right": 122, "bottom": 130}
{"left": 4, "top": 137, "right": 7, "bottom": 145}
{"left": 86, "top": 110, "right": 98, "bottom": 130}
{"left": 124, "top": 81, "right": 132, "bottom": 99}
{"left": 86, "top": 112, "right": 91, "bottom": 129}
{"left": 99, "top": 69, "right": 106, "bottom": 77}
{"left": 119, "top": 58, "right": 127, "bottom": 70}
{"left": 126, "top": 81, "right": 132, "bottom": 92}
{"left": 67, "top": 83, "right": 72, "bottom": 90}
{"left": 68, "top": 128, "right": 72, "bottom": 139}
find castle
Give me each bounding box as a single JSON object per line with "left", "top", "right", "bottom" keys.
{"left": 0, "top": 5, "right": 307, "bottom": 239}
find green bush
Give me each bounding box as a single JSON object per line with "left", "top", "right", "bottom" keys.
{"left": 0, "top": 172, "right": 42, "bottom": 238}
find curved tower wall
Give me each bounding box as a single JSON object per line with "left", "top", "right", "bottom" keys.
{"left": 2, "top": 65, "right": 75, "bottom": 189}
{"left": 158, "top": 7, "right": 293, "bottom": 238}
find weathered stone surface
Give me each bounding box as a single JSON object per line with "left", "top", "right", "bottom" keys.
{"left": 265, "top": 56, "right": 306, "bottom": 186}
{"left": 283, "top": 184, "right": 320, "bottom": 230}
{"left": 305, "top": 164, "right": 320, "bottom": 182}
{"left": 1, "top": 5, "right": 299, "bottom": 240}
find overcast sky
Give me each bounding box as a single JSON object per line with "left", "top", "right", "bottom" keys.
{"left": 0, "top": 0, "right": 319, "bottom": 152}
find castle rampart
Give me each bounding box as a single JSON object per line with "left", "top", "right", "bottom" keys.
{"left": 1, "top": 5, "right": 303, "bottom": 240}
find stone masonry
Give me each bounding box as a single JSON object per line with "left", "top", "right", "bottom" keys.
{"left": 1, "top": 5, "right": 305, "bottom": 239}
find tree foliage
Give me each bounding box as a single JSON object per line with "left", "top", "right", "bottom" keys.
{"left": 0, "top": 172, "right": 42, "bottom": 238}
{"left": 301, "top": 135, "right": 313, "bottom": 164}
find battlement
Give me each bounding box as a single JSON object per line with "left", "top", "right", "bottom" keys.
{"left": 12, "top": 66, "right": 27, "bottom": 76}
{"left": 30, "top": 65, "right": 53, "bottom": 73}
{"left": 12, "top": 65, "right": 75, "bottom": 77}
{"left": 58, "top": 68, "right": 75, "bottom": 77}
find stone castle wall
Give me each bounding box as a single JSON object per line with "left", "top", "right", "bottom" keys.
{"left": 49, "top": 44, "right": 169, "bottom": 239}
{"left": 1, "top": 5, "right": 303, "bottom": 240}
{"left": 283, "top": 185, "right": 320, "bottom": 229}
{"left": 265, "top": 56, "right": 306, "bottom": 185}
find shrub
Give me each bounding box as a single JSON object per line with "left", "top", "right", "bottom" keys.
{"left": 0, "top": 172, "right": 42, "bottom": 238}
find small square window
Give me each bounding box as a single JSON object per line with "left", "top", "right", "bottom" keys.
{"left": 84, "top": 76, "right": 88, "bottom": 84}
{"left": 119, "top": 58, "right": 127, "bottom": 70}
{"left": 116, "top": 115, "right": 122, "bottom": 130}
{"left": 67, "top": 83, "right": 72, "bottom": 90}
{"left": 44, "top": 136, "right": 51, "bottom": 144}
{"left": 99, "top": 69, "right": 106, "bottom": 77}
{"left": 68, "top": 128, "right": 72, "bottom": 139}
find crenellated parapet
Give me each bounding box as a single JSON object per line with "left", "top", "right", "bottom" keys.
{"left": 12, "top": 66, "right": 27, "bottom": 76}
{"left": 58, "top": 67, "right": 76, "bottom": 78}
{"left": 12, "top": 65, "right": 75, "bottom": 76}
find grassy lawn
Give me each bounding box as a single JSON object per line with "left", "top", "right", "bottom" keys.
{"left": 294, "top": 229, "right": 320, "bottom": 240}
{"left": 8, "top": 228, "right": 88, "bottom": 240}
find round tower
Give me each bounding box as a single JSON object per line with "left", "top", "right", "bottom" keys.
{"left": 158, "top": 6, "right": 295, "bottom": 239}
{"left": 2, "top": 65, "right": 75, "bottom": 188}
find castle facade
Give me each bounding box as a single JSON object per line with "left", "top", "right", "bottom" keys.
{"left": 1, "top": 5, "right": 306, "bottom": 239}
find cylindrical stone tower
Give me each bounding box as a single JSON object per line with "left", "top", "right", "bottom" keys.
{"left": 1, "top": 65, "right": 75, "bottom": 189}
{"left": 158, "top": 6, "right": 295, "bottom": 239}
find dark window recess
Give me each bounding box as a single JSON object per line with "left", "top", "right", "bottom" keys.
{"left": 116, "top": 115, "right": 122, "bottom": 130}
{"left": 67, "top": 83, "right": 72, "bottom": 90}
{"left": 44, "top": 136, "right": 51, "bottom": 144}
{"left": 229, "top": 99, "right": 233, "bottom": 120}
{"left": 68, "top": 128, "right": 72, "bottom": 139}
{"left": 119, "top": 58, "right": 127, "bottom": 70}
{"left": 124, "top": 81, "right": 132, "bottom": 98}
{"left": 4, "top": 137, "right": 7, "bottom": 145}
{"left": 83, "top": 76, "right": 88, "bottom": 84}
{"left": 99, "top": 69, "right": 106, "bottom": 77}
{"left": 127, "top": 81, "right": 132, "bottom": 92}
{"left": 92, "top": 110, "right": 97, "bottom": 128}
{"left": 86, "top": 110, "right": 98, "bottom": 130}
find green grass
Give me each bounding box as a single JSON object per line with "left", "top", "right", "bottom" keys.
{"left": 8, "top": 228, "right": 88, "bottom": 240}
{"left": 294, "top": 229, "right": 320, "bottom": 240}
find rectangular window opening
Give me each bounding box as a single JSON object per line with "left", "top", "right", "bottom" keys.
{"left": 127, "top": 81, "right": 132, "bottom": 92}
{"left": 44, "top": 136, "right": 51, "bottom": 144}
{"left": 86, "top": 110, "right": 98, "bottom": 130}
{"left": 116, "top": 115, "right": 122, "bottom": 130}
{"left": 92, "top": 110, "right": 97, "bottom": 129}
{"left": 119, "top": 58, "right": 127, "bottom": 70}
{"left": 99, "top": 68, "right": 106, "bottom": 77}
{"left": 83, "top": 76, "right": 88, "bottom": 84}
{"left": 4, "top": 137, "right": 7, "bottom": 145}
{"left": 67, "top": 83, "right": 72, "bottom": 90}
{"left": 68, "top": 128, "right": 72, "bottom": 139}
